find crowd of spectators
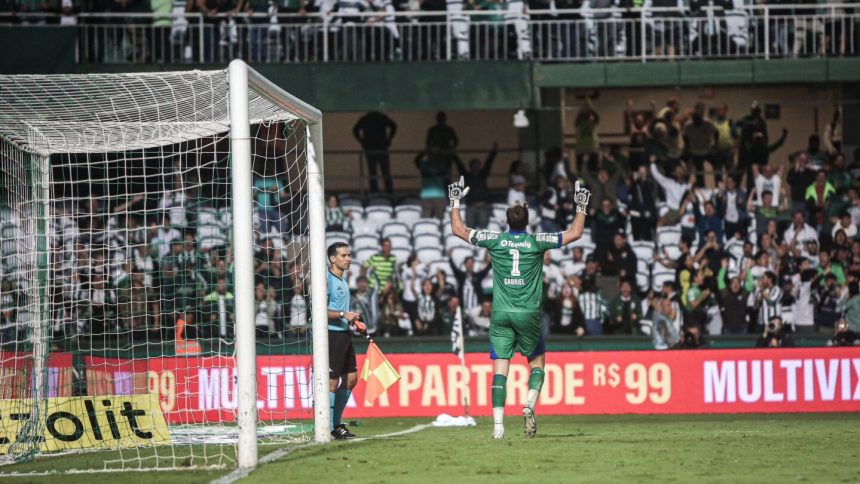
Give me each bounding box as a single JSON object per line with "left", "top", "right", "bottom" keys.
{"left": 0, "top": 98, "right": 859, "bottom": 350}
{"left": 326, "top": 98, "right": 860, "bottom": 348}
{"left": 2, "top": 0, "right": 858, "bottom": 63}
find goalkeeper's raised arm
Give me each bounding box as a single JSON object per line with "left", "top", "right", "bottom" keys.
{"left": 448, "top": 175, "right": 591, "bottom": 245}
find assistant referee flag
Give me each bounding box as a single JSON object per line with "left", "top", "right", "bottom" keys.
{"left": 360, "top": 341, "right": 401, "bottom": 404}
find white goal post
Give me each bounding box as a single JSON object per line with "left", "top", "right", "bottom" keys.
{"left": 228, "top": 60, "right": 330, "bottom": 469}
{"left": 0, "top": 60, "right": 329, "bottom": 472}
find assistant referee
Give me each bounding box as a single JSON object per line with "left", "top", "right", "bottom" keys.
{"left": 326, "top": 242, "right": 366, "bottom": 440}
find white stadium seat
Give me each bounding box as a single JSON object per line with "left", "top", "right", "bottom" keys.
{"left": 381, "top": 221, "right": 411, "bottom": 238}
{"left": 413, "top": 219, "right": 441, "bottom": 236}
{"left": 395, "top": 205, "right": 421, "bottom": 224}
{"left": 416, "top": 247, "right": 443, "bottom": 264}
{"left": 352, "top": 234, "right": 380, "bottom": 251}
{"left": 414, "top": 234, "right": 441, "bottom": 250}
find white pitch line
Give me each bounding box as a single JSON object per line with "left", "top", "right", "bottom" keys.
{"left": 212, "top": 423, "right": 433, "bottom": 484}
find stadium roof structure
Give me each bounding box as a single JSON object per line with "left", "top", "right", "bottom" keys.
{"left": 0, "top": 69, "right": 316, "bottom": 154}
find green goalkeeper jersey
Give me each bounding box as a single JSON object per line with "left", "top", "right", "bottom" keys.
{"left": 470, "top": 230, "right": 562, "bottom": 313}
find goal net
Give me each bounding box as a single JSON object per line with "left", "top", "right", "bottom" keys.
{"left": 0, "top": 62, "right": 329, "bottom": 472}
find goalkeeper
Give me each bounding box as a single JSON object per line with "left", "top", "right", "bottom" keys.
{"left": 448, "top": 175, "right": 590, "bottom": 439}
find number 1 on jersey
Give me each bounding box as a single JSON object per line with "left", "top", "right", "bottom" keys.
{"left": 509, "top": 249, "right": 521, "bottom": 276}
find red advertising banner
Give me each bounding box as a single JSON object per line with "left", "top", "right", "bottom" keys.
{"left": 87, "top": 347, "right": 860, "bottom": 424}
{"left": 0, "top": 351, "right": 73, "bottom": 398}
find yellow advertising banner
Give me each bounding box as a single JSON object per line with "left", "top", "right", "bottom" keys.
{"left": 0, "top": 394, "right": 171, "bottom": 453}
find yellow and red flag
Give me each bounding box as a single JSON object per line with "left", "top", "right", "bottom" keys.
{"left": 360, "top": 341, "right": 400, "bottom": 404}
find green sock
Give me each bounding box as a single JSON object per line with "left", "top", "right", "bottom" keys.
{"left": 527, "top": 368, "right": 545, "bottom": 409}
{"left": 491, "top": 374, "right": 507, "bottom": 409}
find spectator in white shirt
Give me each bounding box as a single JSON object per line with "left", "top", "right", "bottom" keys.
{"left": 791, "top": 260, "right": 817, "bottom": 334}
{"left": 466, "top": 300, "right": 492, "bottom": 334}
{"left": 783, "top": 210, "right": 819, "bottom": 258}
{"left": 561, "top": 247, "right": 586, "bottom": 279}
{"left": 831, "top": 211, "right": 858, "bottom": 240}
{"left": 507, "top": 174, "right": 528, "bottom": 206}
{"left": 752, "top": 164, "right": 783, "bottom": 208}
{"left": 649, "top": 155, "right": 691, "bottom": 226}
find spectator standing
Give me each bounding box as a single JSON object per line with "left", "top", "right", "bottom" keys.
{"left": 379, "top": 289, "right": 408, "bottom": 337}
{"left": 607, "top": 279, "right": 642, "bottom": 335}
{"left": 752, "top": 164, "right": 784, "bottom": 209}
{"left": 561, "top": 247, "right": 586, "bottom": 279}
{"left": 815, "top": 273, "right": 842, "bottom": 330}
{"left": 831, "top": 212, "right": 857, "bottom": 240}
{"left": 414, "top": 150, "right": 451, "bottom": 219}
{"left": 204, "top": 277, "right": 234, "bottom": 339}
{"left": 581, "top": 162, "right": 622, "bottom": 208}
{"left": 696, "top": 200, "right": 723, "bottom": 245}
{"left": 507, "top": 174, "right": 528, "bottom": 206}
{"left": 805, "top": 134, "right": 828, "bottom": 169}
{"left": 791, "top": 262, "right": 817, "bottom": 334}
{"left": 361, "top": 238, "right": 397, "bottom": 291}
{"left": 784, "top": 211, "right": 819, "bottom": 260}
{"left": 823, "top": 108, "right": 842, "bottom": 155}
{"left": 574, "top": 99, "right": 600, "bottom": 173}
{"left": 628, "top": 165, "right": 658, "bottom": 241}
{"left": 453, "top": 143, "right": 498, "bottom": 228}
{"left": 752, "top": 271, "right": 782, "bottom": 332}
{"left": 805, "top": 169, "right": 836, "bottom": 229}
{"left": 787, "top": 153, "right": 816, "bottom": 216}
{"left": 719, "top": 276, "right": 748, "bottom": 334}
{"left": 649, "top": 157, "right": 691, "bottom": 226}
{"left": 711, "top": 104, "right": 737, "bottom": 178}
{"left": 415, "top": 278, "right": 440, "bottom": 335}
{"left": 645, "top": 0, "right": 685, "bottom": 57}
{"left": 650, "top": 286, "right": 681, "bottom": 350}
{"left": 466, "top": 300, "right": 493, "bottom": 334}
{"left": 601, "top": 232, "right": 637, "bottom": 281}
{"left": 288, "top": 279, "right": 309, "bottom": 336}
{"left": 817, "top": 250, "right": 846, "bottom": 287}
{"left": 351, "top": 276, "right": 378, "bottom": 335}
{"left": 425, "top": 111, "right": 458, "bottom": 156}
{"left": 400, "top": 254, "right": 424, "bottom": 327}
{"left": 253, "top": 173, "right": 286, "bottom": 235}
{"left": 737, "top": 101, "right": 786, "bottom": 188}
{"left": 353, "top": 111, "right": 397, "bottom": 194}
{"left": 842, "top": 282, "right": 860, "bottom": 333}
{"left": 594, "top": 199, "right": 624, "bottom": 260}
{"left": 539, "top": 176, "right": 576, "bottom": 233}
{"left": 448, "top": 249, "right": 492, "bottom": 313}
{"left": 682, "top": 102, "right": 717, "bottom": 187}
{"left": 579, "top": 280, "right": 607, "bottom": 335}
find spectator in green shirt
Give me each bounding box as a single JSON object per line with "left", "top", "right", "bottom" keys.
{"left": 816, "top": 250, "right": 846, "bottom": 286}
{"left": 575, "top": 99, "right": 600, "bottom": 173}
{"left": 608, "top": 279, "right": 642, "bottom": 335}
{"left": 361, "top": 238, "right": 397, "bottom": 292}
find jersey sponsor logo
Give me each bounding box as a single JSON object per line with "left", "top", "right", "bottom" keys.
{"left": 535, "top": 233, "right": 557, "bottom": 243}
{"left": 474, "top": 231, "right": 499, "bottom": 242}
{"left": 500, "top": 239, "right": 531, "bottom": 249}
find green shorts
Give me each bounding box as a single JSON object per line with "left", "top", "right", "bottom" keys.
{"left": 489, "top": 310, "right": 544, "bottom": 360}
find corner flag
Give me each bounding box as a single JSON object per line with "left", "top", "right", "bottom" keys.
{"left": 360, "top": 341, "right": 400, "bottom": 404}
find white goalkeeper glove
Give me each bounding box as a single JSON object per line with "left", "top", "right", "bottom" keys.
{"left": 448, "top": 175, "right": 471, "bottom": 209}
{"left": 574, "top": 180, "right": 591, "bottom": 214}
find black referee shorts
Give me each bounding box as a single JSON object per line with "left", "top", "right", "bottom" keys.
{"left": 329, "top": 331, "right": 357, "bottom": 380}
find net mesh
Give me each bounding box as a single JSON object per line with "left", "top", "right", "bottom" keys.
{"left": 0, "top": 70, "right": 315, "bottom": 471}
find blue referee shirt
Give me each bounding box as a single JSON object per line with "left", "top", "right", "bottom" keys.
{"left": 327, "top": 270, "right": 350, "bottom": 332}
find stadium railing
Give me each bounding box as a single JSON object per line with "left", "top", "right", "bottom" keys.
{"left": 2, "top": 4, "right": 858, "bottom": 64}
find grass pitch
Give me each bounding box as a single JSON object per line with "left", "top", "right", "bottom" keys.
{"left": 4, "top": 413, "right": 860, "bottom": 483}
